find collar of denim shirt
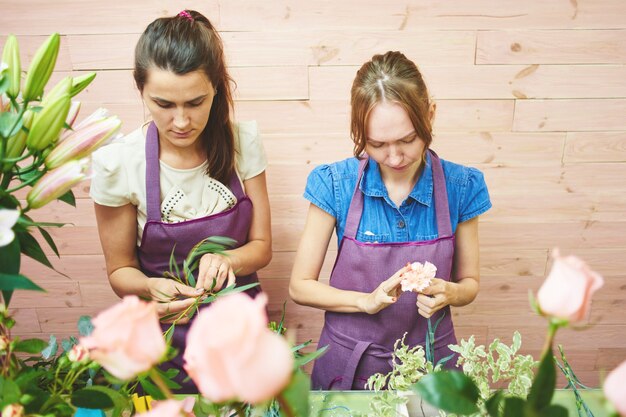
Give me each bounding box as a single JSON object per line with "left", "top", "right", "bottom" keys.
{"left": 359, "top": 152, "right": 434, "bottom": 207}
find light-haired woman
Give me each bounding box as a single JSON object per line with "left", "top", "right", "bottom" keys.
{"left": 289, "top": 51, "right": 491, "bottom": 390}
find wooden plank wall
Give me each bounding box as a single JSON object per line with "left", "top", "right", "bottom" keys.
{"left": 3, "top": 0, "right": 626, "bottom": 386}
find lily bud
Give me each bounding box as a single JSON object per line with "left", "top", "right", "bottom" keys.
{"left": 26, "top": 93, "right": 71, "bottom": 150}
{"left": 22, "top": 33, "right": 60, "bottom": 102}
{"left": 26, "top": 158, "right": 89, "bottom": 209}
{"left": 1, "top": 34, "right": 21, "bottom": 98}
{"left": 41, "top": 76, "right": 72, "bottom": 106}
{"left": 3, "top": 109, "right": 34, "bottom": 171}
{"left": 64, "top": 100, "right": 81, "bottom": 131}
{"left": 45, "top": 116, "right": 121, "bottom": 169}
{"left": 70, "top": 72, "right": 96, "bottom": 97}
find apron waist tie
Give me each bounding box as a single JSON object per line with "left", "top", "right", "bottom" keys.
{"left": 325, "top": 321, "right": 393, "bottom": 390}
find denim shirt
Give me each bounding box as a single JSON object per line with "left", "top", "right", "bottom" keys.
{"left": 304, "top": 152, "right": 492, "bottom": 245}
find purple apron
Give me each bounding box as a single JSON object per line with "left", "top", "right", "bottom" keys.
{"left": 137, "top": 122, "right": 261, "bottom": 393}
{"left": 311, "top": 150, "right": 457, "bottom": 390}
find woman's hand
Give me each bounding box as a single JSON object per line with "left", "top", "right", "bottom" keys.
{"left": 197, "top": 253, "right": 236, "bottom": 292}
{"left": 147, "top": 278, "right": 202, "bottom": 323}
{"left": 416, "top": 278, "right": 452, "bottom": 318}
{"left": 358, "top": 265, "right": 409, "bottom": 315}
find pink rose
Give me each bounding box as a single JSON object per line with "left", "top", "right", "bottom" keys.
{"left": 80, "top": 296, "right": 166, "bottom": 380}
{"left": 400, "top": 261, "right": 437, "bottom": 292}
{"left": 537, "top": 249, "right": 604, "bottom": 322}
{"left": 183, "top": 293, "right": 294, "bottom": 404}
{"left": 68, "top": 344, "right": 89, "bottom": 363}
{"left": 134, "top": 399, "right": 189, "bottom": 417}
{"left": 604, "top": 360, "right": 626, "bottom": 416}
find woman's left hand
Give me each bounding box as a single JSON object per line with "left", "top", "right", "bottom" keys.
{"left": 416, "top": 278, "right": 452, "bottom": 318}
{"left": 197, "top": 253, "right": 236, "bottom": 292}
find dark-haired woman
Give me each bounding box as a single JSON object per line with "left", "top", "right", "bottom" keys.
{"left": 90, "top": 10, "right": 271, "bottom": 392}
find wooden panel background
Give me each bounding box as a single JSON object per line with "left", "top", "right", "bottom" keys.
{"left": 2, "top": 0, "right": 625, "bottom": 386}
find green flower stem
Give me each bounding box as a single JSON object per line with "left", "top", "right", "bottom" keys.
{"left": 541, "top": 320, "right": 560, "bottom": 357}
{"left": 5, "top": 171, "right": 44, "bottom": 193}
{"left": 276, "top": 393, "right": 295, "bottom": 417}
{"left": 148, "top": 367, "right": 174, "bottom": 399}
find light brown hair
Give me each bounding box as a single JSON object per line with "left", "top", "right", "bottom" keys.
{"left": 350, "top": 51, "right": 432, "bottom": 157}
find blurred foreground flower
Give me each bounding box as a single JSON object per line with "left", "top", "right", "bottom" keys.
{"left": 537, "top": 248, "right": 604, "bottom": 323}
{"left": 80, "top": 296, "right": 166, "bottom": 380}
{"left": 136, "top": 399, "right": 194, "bottom": 417}
{"left": 184, "top": 292, "right": 294, "bottom": 404}
{"left": 604, "top": 359, "right": 626, "bottom": 417}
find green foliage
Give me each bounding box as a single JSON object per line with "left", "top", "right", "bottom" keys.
{"left": 414, "top": 371, "right": 481, "bottom": 415}
{"left": 449, "top": 331, "right": 536, "bottom": 402}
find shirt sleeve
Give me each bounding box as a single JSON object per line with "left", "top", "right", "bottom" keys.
{"left": 458, "top": 167, "right": 492, "bottom": 223}
{"left": 89, "top": 142, "right": 131, "bottom": 207}
{"left": 235, "top": 120, "right": 267, "bottom": 180}
{"left": 303, "top": 164, "right": 337, "bottom": 218}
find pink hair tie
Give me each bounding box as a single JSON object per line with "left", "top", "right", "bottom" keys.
{"left": 178, "top": 10, "right": 193, "bottom": 21}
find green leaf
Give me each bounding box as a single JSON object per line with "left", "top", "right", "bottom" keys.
{"left": 0, "top": 236, "right": 20, "bottom": 306}
{"left": 41, "top": 334, "right": 58, "bottom": 359}
{"left": 0, "top": 272, "right": 45, "bottom": 292}
{"left": 278, "top": 369, "right": 310, "bottom": 417}
{"left": 138, "top": 376, "right": 166, "bottom": 400}
{"left": 503, "top": 397, "right": 527, "bottom": 417}
{"left": 71, "top": 387, "right": 115, "bottom": 409}
{"left": 485, "top": 390, "right": 505, "bottom": 417}
{"left": 77, "top": 386, "right": 128, "bottom": 412}
{"left": 14, "top": 338, "right": 47, "bottom": 354}
{"left": 37, "top": 226, "right": 61, "bottom": 258}
{"left": 78, "top": 315, "right": 94, "bottom": 336}
{"left": 57, "top": 189, "right": 76, "bottom": 206}
{"left": 527, "top": 348, "right": 556, "bottom": 411}
{"left": 152, "top": 366, "right": 181, "bottom": 390}
{"left": 412, "top": 371, "right": 480, "bottom": 415}
{"left": 17, "top": 230, "right": 53, "bottom": 269}
{"left": 0, "top": 376, "right": 21, "bottom": 408}
{"left": 538, "top": 404, "right": 568, "bottom": 417}
{"left": 294, "top": 344, "right": 328, "bottom": 368}
{"left": 0, "top": 111, "right": 22, "bottom": 138}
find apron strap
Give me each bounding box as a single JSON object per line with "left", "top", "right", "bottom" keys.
{"left": 429, "top": 150, "right": 453, "bottom": 237}
{"left": 343, "top": 150, "right": 453, "bottom": 240}
{"left": 343, "top": 157, "right": 368, "bottom": 239}
{"left": 145, "top": 122, "right": 161, "bottom": 222}
{"left": 338, "top": 340, "right": 372, "bottom": 390}
{"left": 144, "top": 122, "right": 246, "bottom": 221}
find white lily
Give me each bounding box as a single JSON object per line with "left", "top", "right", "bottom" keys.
{"left": 0, "top": 208, "right": 20, "bottom": 247}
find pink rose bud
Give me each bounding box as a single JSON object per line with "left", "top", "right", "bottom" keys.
{"left": 537, "top": 249, "right": 604, "bottom": 323}
{"left": 26, "top": 159, "right": 89, "bottom": 209}
{"left": 604, "top": 360, "right": 626, "bottom": 416}
{"left": 45, "top": 115, "right": 121, "bottom": 169}
{"left": 68, "top": 344, "right": 89, "bottom": 363}
{"left": 80, "top": 296, "right": 166, "bottom": 380}
{"left": 2, "top": 404, "right": 24, "bottom": 417}
{"left": 0, "top": 334, "right": 9, "bottom": 351}
{"left": 400, "top": 261, "right": 437, "bottom": 292}
{"left": 184, "top": 293, "right": 294, "bottom": 405}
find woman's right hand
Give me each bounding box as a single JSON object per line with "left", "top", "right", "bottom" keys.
{"left": 358, "top": 265, "right": 409, "bottom": 315}
{"left": 147, "top": 278, "right": 203, "bottom": 323}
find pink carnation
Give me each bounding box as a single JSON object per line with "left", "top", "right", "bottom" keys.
{"left": 400, "top": 261, "right": 437, "bottom": 292}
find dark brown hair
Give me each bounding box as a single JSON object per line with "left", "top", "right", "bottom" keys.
{"left": 133, "top": 10, "right": 235, "bottom": 184}
{"left": 350, "top": 51, "right": 432, "bottom": 157}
